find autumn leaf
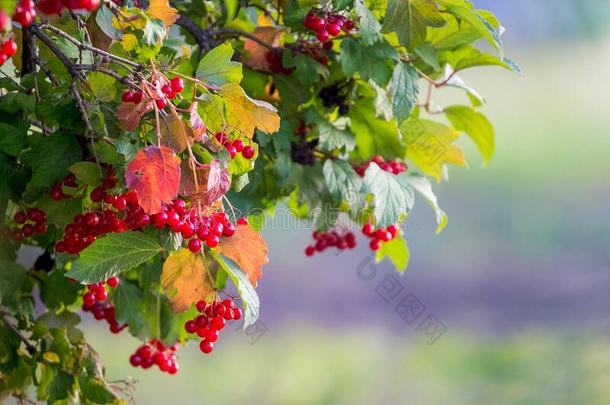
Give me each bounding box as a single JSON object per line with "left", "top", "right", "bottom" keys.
{"left": 218, "top": 224, "right": 268, "bottom": 287}
{"left": 179, "top": 159, "right": 230, "bottom": 206}
{"left": 188, "top": 103, "right": 207, "bottom": 142}
{"left": 161, "top": 249, "right": 214, "bottom": 312}
{"left": 146, "top": 0, "right": 178, "bottom": 29}
{"left": 116, "top": 101, "right": 153, "bottom": 131}
{"left": 243, "top": 26, "right": 282, "bottom": 71}
{"left": 220, "top": 83, "right": 280, "bottom": 138}
{"left": 400, "top": 118, "right": 467, "bottom": 182}
{"left": 161, "top": 112, "right": 195, "bottom": 153}
{"left": 125, "top": 145, "right": 181, "bottom": 214}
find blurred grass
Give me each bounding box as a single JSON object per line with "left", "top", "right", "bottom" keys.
{"left": 88, "top": 323, "right": 610, "bottom": 405}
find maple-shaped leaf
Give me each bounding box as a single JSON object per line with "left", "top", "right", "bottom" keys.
{"left": 243, "top": 26, "right": 282, "bottom": 71}
{"left": 125, "top": 145, "right": 181, "bottom": 214}
{"left": 400, "top": 118, "right": 466, "bottom": 182}
{"left": 161, "top": 249, "right": 214, "bottom": 312}
{"left": 116, "top": 101, "right": 153, "bottom": 131}
{"left": 218, "top": 224, "right": 268, "bottom": 287}
{"left": 179, "top": 159, "right": 230, "bottom": 206}
{"left": 220, "top": 83, "right": 280, "bottom": 138}
{"left": 189, "top": 103, "right": 207, "bottom": 142}
{"left": 161, "top": 112, "right": 195, "bottom": 153}
{"left": 146, "top": 0, "right": 178, "bottom": 30}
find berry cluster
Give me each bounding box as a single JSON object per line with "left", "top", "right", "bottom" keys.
{"left": 81, "top": 276, "right": 125, "bottom": 333}
{"left": 129, "top": 340, "right": 179, "bottom": 374}
{"left": 291, "top": 122, "right": 317, "bottom": 166}
{"left": 184, "top": 298, "right": 242, "bottom": 355}
{"left": 303, "top": 10, "right": 356, "bottom": 43}
{"left": 215, "top": 131, "right": 255, "bottom": 160}
{"left": 37, "top": 0, "right": 100, "bottom": 15}
{"left": 354, "top": 156, "right": 407, "bottom": 177}
{"left": 49, "top": 173, "right": 78, "bottom": 201}
{"left": 318, "top": 81, "right": 352, "bottom": 115}
{"left": 362, "top": 223, "right": 399, "bottom": 251}
{"left": 7, "top": 208, "right": 48, "bottom": 242}
{"left": 305, "top": 229, "right": 356, "bottom": 256}
{"left": 122, "top": 77, "right": 184, "bottom": 110}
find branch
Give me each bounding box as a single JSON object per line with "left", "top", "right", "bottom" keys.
{"left": 214, "top": 28, "right": 274, "bottom": 49}
{"left": 175, "top": 14, "right": 216, "bottom": 57}
{"left": 21, "top": 27, "right": 36, "bottom": 77}
{"left": 1, "top": 312, "right": 36, "bottom": 354}
{"left": 76, "top": 64, "right": 138, "bottom": 88}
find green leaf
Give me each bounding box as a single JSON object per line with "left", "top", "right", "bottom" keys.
{"left": 340, "top": 38, "right": 397, "bottom": 86}
{"left": 361, "top": 163, "right": 415, "bottom": 227}
{"left": 21, "top": 133, "right": 82, "bottom": 198}
{"left": 382, "top": 0, "right": 446, "bottom": 49}
{"left": 354, "top": 0, "right": 382, "bottom": 45}
{"left": 390, "top": 62, "right": 419, "bottom": 124}
{"left": 39, "top": 270, "right": 82, "bottom": 309}
{"left": 95, "top": 5, "right": 122, "bottom": 40}
{"left": 316, "top": 117, "right": 355, "bottom": 152}
{"left": 37, "top": 196, "right": 82, "bottom": 228}
{"left": 414, "top": 42, "right": 440, "bottom": 70}
{"left": 114, "top": 279, "right": 145, "bottom": 335}
{"left": 196, "top": 43, "right": 243, "bottom": 87}
{"left": 0, "top": 92, "right": 36, "bottom": 114}
{"left": 212, "top": 253, "right": 260, "bottom": 329}
{"left": 283, "top": 52, "right": 329, "bottom": 86}
{"left": 0, "top": 260, "right": 26, "bottom": 305}
{"left": 0, "top": 121, "right": 29, "bottom": 156}
{"left": 439, "top": 45, "right": 521, "bottom": 74}
{"left": 441, "top": 66, "right": 484, "bottom": 106}
{"left": 87, "top": 72, "right": 117, "bottom": 103}
{"left": 69, "top": 161, "right": 103, "bottom": 185}
{"left": 323, "top": 159, "right": 362, "bottom": 203}
{"left": 66, "top": 232, "right": 163, "bottom": 283}
{"left": 444, "top": 105, "right": 494, "bottom": 165}
{"left": 375, "top": 234, "right": 410, "bottom": 272}
{"left": 349, "top": 100, "right": 404, "bottom": 159}
{"left": 437, "top": 0, "right": 503, "bottom": 54}
{"left": 142, "top": 18, "right": 166, "bottom": 46}
{"left": 405, "top": 173, "right": 448, "bottom": 234}
{"left": 48, "top": 369, "right": 74, "bottom": 403}
{"left": 332, "top": 0, "right": 353, "bottom": 10}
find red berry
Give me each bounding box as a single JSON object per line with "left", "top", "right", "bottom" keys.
{"left": 232, "top": 307, "right": 242, "bottom": 320}
{"left": 129, "top": 354, "right": 142, "bottom": 367}
{"left": 312, "top": 17, "right": 326, "bottom": 32}
{"left": 137, "top": 345, "right": 152, "bottom": 359}
{"left": 211, "top": 316, "right": 225, "bottom": 330}
{"left": 225, "top": 143, "right": 237, "bottom": 159}
{"left": 185, "top": 320, "right": 197, "bottom": 334}
{"left": 107, "top": 276, "right": 119, "bottom": 288}
{"left": 387, "top": 224, "right": 398, "bottom": 238}
{"left": 205, "top": 234, "right": 219, "bottom": 248}
{"left": 132, "top": 91, "right": 143, "bottom": 104}
{"left": 199, "top": 340, "right": 214, "bottom": 354}
{"left": 95, "top": 289, "right": 107, "bottom": 302}
{"left": 188, "top": 238, "right": 202, "bottom": 253}
{"left": 155, "top": 98, "right": 167, "bottom": 109}
{"left": 369, "top": 239, "right": 381, "bottom": 251}
{"left": 195, "top": 300, "right": 206, "bottom": 312}
{"left": 344, "top": 20, "right": 356, "bottom": 31}
{"left": 14, "top": 211, "right": 26, "bottom": 224}
{"left": 122, "top": 90, "right": 135, "bottom": 103}
{"left": 236, "top": 217, "right": 248, "bottom": 226}
{"left": 22, "top": 224, "right": 34, "bottom": 237}
{"left": 83, "top": 292, "right": 96, "bottom": 307}
{"left": 170, "top": 77, "right": 184, "bottom": 93}
{"left": 305, "top": 246, "right": 315, "bottom": 256}
{"left": 232, "top": 139, "right": 244, "bottom": 152}
{"left": 90, "top": 187, "right": 104, "bottom": 202}
{"left": 316, "top": 30, "right": 330, "bottom": 43}
{"left": 241, "top": 145, "right": 255, "bottom": 159}
{"left": 215, "top": 131, "right": 228, "bottom": 144}
{"left": 362, "top": 223, "right": 374, "bottom": 237}
{"left": 206, "top": 329, "right": 219, "bottom": 343}
{"left": 327, "top": 23, "right": 341, "bottom": 36}
{"left": 222, "top": 222, "right": 235, "bottom": 237}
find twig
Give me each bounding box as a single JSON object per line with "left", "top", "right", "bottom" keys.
{"left": 76, "top": 64, "right": 138, "bottom": 88}
{"left": 1, "top": 313, "right": 36, "bottom": 354}
{"left": 214, "top": 28, "right": 274, "bottom": 49}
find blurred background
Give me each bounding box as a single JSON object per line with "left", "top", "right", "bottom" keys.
{"left": 85, "top": 1, "right": 610, "bottom": 403}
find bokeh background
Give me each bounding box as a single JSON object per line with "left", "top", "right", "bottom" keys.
{"left": 49, "top": 1, "right": 610, "bottom": 403}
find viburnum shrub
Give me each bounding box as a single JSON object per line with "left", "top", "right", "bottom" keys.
{"left": 0, "top": 0, "right": 519, "bottom": 401}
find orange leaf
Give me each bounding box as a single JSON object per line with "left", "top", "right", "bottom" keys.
{"left": 161, "top": 249, "right": 214, "bottom": 312}
{"left": 161, "top": 112, "right": 195, "bottom": 153}
{"left": 116, "top": 101, "right": 153, "bottom": 131}
{"left": 218, "top": 224, "right": 268, "bottom": 287}
{"left": 243, "top": 26, "right": 282, "bottom": 71}
{"left": 146, "top": 0, "right": 178, "bottom": 29}
{"left": 221, "top": 83, "right": 280, "bottom": 137}
{"left": 125, "top": 145, "right": 181, "bottom": 214}
{"left": 179, "top": 159, "right": 230, "bottom": 206}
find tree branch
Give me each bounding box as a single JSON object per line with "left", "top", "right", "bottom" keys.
{"left": 175, "top": 14, "right": 216, "bottom": 58}
{"left": 213, "top": 28, "right": 274, "bottom": 49}
{"left": 1, "top": 312, "right": 36, "bottom": 354}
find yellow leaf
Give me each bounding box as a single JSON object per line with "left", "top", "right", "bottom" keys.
{"left": 43, "top": 351, "right": 60, "bottom": 363}
{"left": 161, "top": 249, "right": 214, "bottom": 312}
{"left": 112, "top": 10, "right": 146, "bottom": 30}
{"left": 218, "top": 224, "right": 268, "bottom": 288}
{"left": 121, "top": 33, "right": 138, "bottom": 51}
{"left": 221, "top": 83, "right": 280, "bottom": 138}
{"left": 146, "top": 0, "right": 178, "bottom": 29}
{"left": 161, "top": 112, "right": 194, "bottom": 153}
{"left": 400, "top": 118, "right": 466, "bottom": 182}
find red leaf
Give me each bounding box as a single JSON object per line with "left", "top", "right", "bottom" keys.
{"left": 179, "top": 159, "right": 230, "bottom": 206}
{"left": 125, "top": 146, "right": 181, "bottom": 214}
{"left": 116, "top": 101, "right": 153, "bottom": 131}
